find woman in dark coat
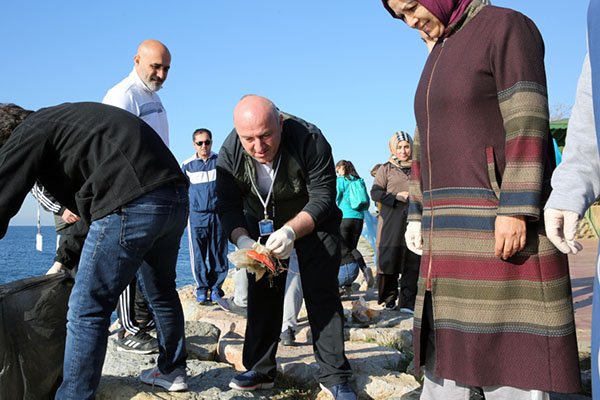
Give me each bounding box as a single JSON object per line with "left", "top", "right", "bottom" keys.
{"left": 381, "top": 0, "right": 580, "bottom": 397}
{"left": 371, "top": 131, "right": 419, "bottom": 312}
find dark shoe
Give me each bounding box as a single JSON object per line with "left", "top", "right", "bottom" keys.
{"left": 140, "top": 366, "right": 188, "bottom": 391}
{"left": 280, "top": 327, "right": 296, "bottom": 346}
{"left": 384, "top": 301, "right": 396, "bottom": 310}
{"left": 320, "top": 382, "right": 357, "bottom": 400}
{"left": 116, "top": 331, "right": 159, "bottom": 354}
{"left": 196, "top": 290, "right": 208, "bottom": 304}
{"left": 339, "top": 285, "right": 353, "bottom": 297}
{"left": 136, "top": 320, "right": 156, "bottom": 333}
{"left": 229, "top": 370, "right": 274, "bottom": 391}
{"left": 217, "top": 297, "right": 247, "bottom": 317}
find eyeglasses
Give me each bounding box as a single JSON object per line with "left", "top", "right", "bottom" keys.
{"left": 195, "top": 140, "right": 212, "bottom": 146}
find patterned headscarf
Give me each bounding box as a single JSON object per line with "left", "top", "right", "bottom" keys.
{"left": 388, "top": 131, "right": 413, "bottom": 168}
{"left": 382, "top": 0, "right": 474, "bottom": 28}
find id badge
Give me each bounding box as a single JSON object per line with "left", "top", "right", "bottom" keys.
{"left": 259, "top": 219, "right": 274, "bottom": 236}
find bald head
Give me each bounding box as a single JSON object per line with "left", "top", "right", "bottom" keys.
{"left": 234, "top": 95, "right": 283, "bottom": 164}
{"left": 134, "top": 39, "right": 171, "bottom": 92}
{"left": 234, "top": 95, "right": 280, "bottom": 128}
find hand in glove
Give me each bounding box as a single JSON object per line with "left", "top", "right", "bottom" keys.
{"left": 46, "top": 261, "right": 66, "bottom": 275}
{"left": 236, "top": 235, "right": 257, "bottom": 250}
{"left": 396, "top": 191, "right": 409, "bottom": 202}
{"left": 544, "top": 208, "right": 583, "bottom": 254}
{"left": 265, "top": 225, "right": 296, "bottom": 259}
{"left": 405, "top": 221, "right": 423, "bottom": 255}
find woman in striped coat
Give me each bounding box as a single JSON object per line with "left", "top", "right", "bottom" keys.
{"left": 382, "top": 0, "right": 581, "bottom": 397}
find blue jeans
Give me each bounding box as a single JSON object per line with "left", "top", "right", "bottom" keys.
{"left": 338, "top": 261, "right": 359, "bottom": 287}
{"left": 56, "top": 185, "right": 189, "bottom": 400}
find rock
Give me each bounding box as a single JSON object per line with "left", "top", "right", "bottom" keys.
{"left": 185, "top": 320, "right": 221, "bottom": 361}
{"left": 348, "top": 320, "right": 414, "bottom": 356}
{"left": 179, "top": 285, "right": 247, "bottom": 337}
{"left": 97, "top": 250, "right": 594, "bottom": 399}
{"left": 217, "top": 331, "right": 244, "bottom": 370}
{"left": 97, "top": 359, "right": 257, "bottom": 400}
{"left": 217, "top": 325, "right": 419, "bottom": 399}
{"left": 102, "top": 320, "right": 221, "bottom": 379}
{"left": 347, "top": 341, "right": 420, "bottom": 398}
{"left": 220, "top": 273, "right": 236, "bottom": 297}
{"left": 358, "top": 371, "right": 420, "bottom": 399}
{"left": 102, "top": 338, "right": 157, "bottom": 378}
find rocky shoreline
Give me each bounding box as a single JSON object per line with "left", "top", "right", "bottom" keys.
{"left": 97, "top": 240, "right": 592, "bottom": 399}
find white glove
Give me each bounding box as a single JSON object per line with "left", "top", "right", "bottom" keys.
{"left": 405, "top": 221, "right": 423, "bottom": 255}
{"left": 236, "top": 235, "right": 256, "bottom": 250}
{"left": 544, "top": 208, "right": 583, "bottom": 254}
{"left": 46, "top": 261, "right": 66, "bottom": 275}
{"left": 265, "top": 225, "right": 296, "bottom": 259}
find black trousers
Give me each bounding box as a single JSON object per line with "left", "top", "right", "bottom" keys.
{"left": 377, "top": 245, "right": 420, "bottom": 309}
{"left": 243, "top": 230, "right": 353, "bottom": 386}
{"left": 339, "top": 218, "right": 364, "bottom": 265}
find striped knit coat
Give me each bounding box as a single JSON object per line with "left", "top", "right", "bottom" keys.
{"left": 408, "top": 3, "right": 581, "bottom": 393}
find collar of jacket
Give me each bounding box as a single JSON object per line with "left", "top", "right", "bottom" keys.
{"left": 444, "top": 0, "right": 487, "bottom": 38}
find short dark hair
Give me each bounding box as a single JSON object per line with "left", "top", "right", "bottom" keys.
{"left": 0, "top": 104, "right": 34, "bottom": 148}
{"left": 192, "top": 128, "right": 212, "bottom": 140}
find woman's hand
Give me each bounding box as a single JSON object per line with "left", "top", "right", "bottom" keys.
{"left": 494, "top": 215, "right": 527, "bottom": 260}
{"left": 396, "top": 191, "right": 409, "bottom": 202}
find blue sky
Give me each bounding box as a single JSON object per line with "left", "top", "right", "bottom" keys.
{"left": 2, "top": 1, "right": 589, "bottom": 225}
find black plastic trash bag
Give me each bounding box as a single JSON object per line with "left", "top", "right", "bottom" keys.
{"left": 0, "top": 272, "right": 73, "bottom": 399}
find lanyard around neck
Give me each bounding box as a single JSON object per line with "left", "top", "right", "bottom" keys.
{"left": 250, "top": 156, "right": 282, "bottom": 219}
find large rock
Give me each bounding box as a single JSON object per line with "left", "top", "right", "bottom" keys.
{"left": 216, "top": 331, "right": 244, "bottom": 370}
{"left": 102, "top": 338, "right": 157, "bottom": 378}
{"left": 348, "top": 318, "right": 414, "bottom": 356}
{"left": 102, "top": 320, "right": 221, "bottom": 379}
{"left": 98, "top": 248, "right": 592, "bottom": 399}
{"left": 185, "top": 320, "right": 221, "bottom": 361}
{"left": 179, "top": 285, "right": 248, "bottom": 338}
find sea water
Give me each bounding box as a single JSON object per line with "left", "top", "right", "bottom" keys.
{"left": 0, "top": 225, "right": 197, "bottom": 287}
{"left": 0, "top": 215, "right": 379, "bottom": 286}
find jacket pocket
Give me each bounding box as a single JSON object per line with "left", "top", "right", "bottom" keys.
{"left": 485, "top": 146, "right": 501, "bottom": 199}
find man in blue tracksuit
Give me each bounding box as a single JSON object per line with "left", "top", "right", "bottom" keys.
{"left": 181, "top": 128, "right": 228, "bottom": 303}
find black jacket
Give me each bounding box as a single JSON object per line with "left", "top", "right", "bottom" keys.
{"left": 216, "top": 113, "right": 341, "bottom": 242}
{"left": 0, "top": 102, "right": 187, "bottom": 238}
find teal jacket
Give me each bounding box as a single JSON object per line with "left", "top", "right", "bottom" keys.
{"left": 336, "top": 176, "right": 365, "bottom": 220}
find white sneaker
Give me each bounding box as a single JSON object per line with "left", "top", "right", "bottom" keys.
{"left": 140, "top": 366, "right": 188, "bottom": 391}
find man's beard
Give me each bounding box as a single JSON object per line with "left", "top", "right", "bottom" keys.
{"left": 145, "top": 78, "right": 163, "bottom": 92}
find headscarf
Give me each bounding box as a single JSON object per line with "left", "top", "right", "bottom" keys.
{"left": 388, "top": 131, "right": 413, "bottom": 169}
{"left": 381, "top": 0, "right": 473, "bottom": 28}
